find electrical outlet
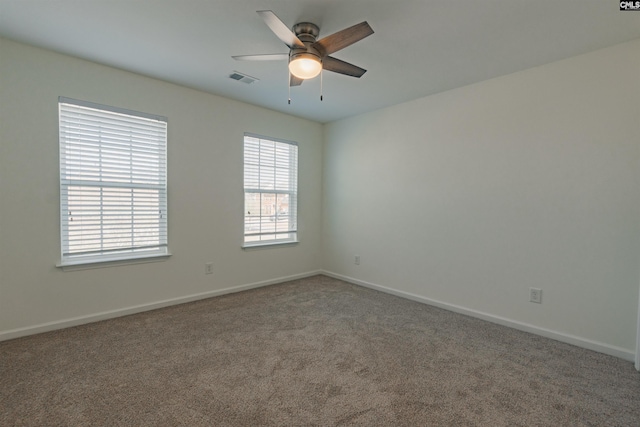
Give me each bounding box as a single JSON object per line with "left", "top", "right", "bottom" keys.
{"left": 354, "top": 255, "right": 360, "bottom": 265}
{"left": 205, "top": 262, "right": 213, "bottom": 275}
{"left": 529, "top": 288, "right": 542, "bottom": 304}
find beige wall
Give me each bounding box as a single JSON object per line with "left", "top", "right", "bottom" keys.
{"left": 0, "top": 38, "right": 323, "bottom": 337}
{"left": 323, "top": 39, "right": 640, "bottom": 360}
{"left": 2, "top": 36, "right": 639, "bottom": 362}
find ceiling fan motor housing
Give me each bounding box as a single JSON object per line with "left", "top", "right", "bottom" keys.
{"left": 290, "top": 22, "right": 322, "bottom": 62}
{"left": 293, "top": 22, "right": 319, "bottom": 40}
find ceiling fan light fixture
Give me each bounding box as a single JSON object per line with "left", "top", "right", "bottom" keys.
{"left": 288, "top": 53, "right": 322, "bottom": 79}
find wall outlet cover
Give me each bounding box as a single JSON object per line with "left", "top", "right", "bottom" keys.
{"left": 530, "top": 288, "right": 542, "bottom": 304}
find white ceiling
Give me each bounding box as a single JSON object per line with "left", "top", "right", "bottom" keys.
{"left": 1, "top": 0, "right": 639, "bottom": 123}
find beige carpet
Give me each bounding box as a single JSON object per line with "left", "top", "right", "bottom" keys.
{"left": 1, "top": 275, "right": 639, "bottom": 426}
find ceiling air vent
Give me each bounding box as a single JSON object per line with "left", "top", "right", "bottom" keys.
{"left": 229, "top": 71, "right": 258, "bottom": 84}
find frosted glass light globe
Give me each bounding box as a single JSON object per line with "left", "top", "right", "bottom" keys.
{"left": 288, "top": 55, "right": 322, "bottom": 79}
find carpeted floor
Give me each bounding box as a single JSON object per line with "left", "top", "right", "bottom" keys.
{"left": 1, "top": 275, "right": 639, "bottom": 426}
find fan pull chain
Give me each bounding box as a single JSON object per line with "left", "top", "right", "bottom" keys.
{"left": 320, "top": 68, "right": 323, "bottom": 101}
{"left": 288, "top": 71, "right": 291, "bottom": 104}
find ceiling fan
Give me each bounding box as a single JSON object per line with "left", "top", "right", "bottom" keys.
{"left": 233, "top": 10, "right": 374, "bottom": 88}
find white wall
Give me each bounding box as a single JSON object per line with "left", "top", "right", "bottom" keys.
{"left": 0, "top": 38, "right": 323, "bottom": 338}
{"left": 323, "top": 39, "right": 640, "bottom": 359}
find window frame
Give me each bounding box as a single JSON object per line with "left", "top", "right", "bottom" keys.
{"left": 57, "top": 97, "right": 169, "bottom": 267}
{"left": 243, "top": 133, "right": 298, "bottom": 248}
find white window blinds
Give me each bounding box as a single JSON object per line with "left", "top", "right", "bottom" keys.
{"left": 244, "top": 134, "right": 298, "bottom": 246}
{"left": 58, "top": 97, "right": 168, "bottom": 265}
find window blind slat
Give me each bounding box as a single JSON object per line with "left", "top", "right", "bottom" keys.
{"left": 60, "top": 134, "right": 165, "bottom": 149}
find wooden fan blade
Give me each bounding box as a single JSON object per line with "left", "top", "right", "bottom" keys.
{"left": 232, "top": 53, "right": 289, "bottom": 61}
{"left": 312, "top": 21, "right": 373, "bottom": 56}
{"left": 322, "top": 56, "right": 367, "bottom": 77}
{"left": 290, "top": 74, "right": 304, "bottom": 86}
{"left": 257, "top": 10, "right": 305, "bottom": 49}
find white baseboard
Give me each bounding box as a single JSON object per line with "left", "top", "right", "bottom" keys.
{"left": 0, "top": 270, "right": 323, "bottom": 342}
{"left": 4, "top": 269, "right": 634, "bottom": 364}
{"left": 322, "top": 270, "right": 636, "bottom": 363}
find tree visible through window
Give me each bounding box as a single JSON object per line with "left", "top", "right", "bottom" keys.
{"left": 58, "top": 97, "right": 168, "bottom": 265}
{"left": 243, "top": 134, "right": 298, "bottom": 246}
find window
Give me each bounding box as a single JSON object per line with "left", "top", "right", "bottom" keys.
{"left": 58, "top": 97, "right": 168, "bottom": 266}
{"left": 243, "top": 133, "right": 298, "bottom": 247}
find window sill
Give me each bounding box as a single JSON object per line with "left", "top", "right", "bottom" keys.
{"left": 56, "top": 252, "right": 171, "bottom": 271}
{"left": 242, "top": 240, "right": 298, "bottom": 250}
